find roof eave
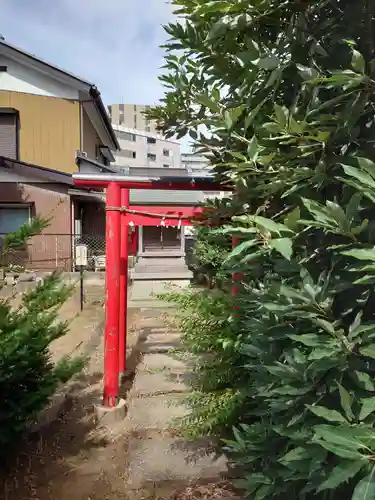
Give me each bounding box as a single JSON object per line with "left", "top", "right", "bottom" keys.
{"left": 0, "top": 39, "right": 93, "bottom": 92}
{"left": 89, "top": 87, "right": 120, "bottom": 151}
{"left": 0, "top": 156, "right": 74, "bottom": 185}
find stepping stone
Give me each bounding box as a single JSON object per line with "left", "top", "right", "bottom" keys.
{"left": 131, "top": 371, "right": 189, "bottom": 397}
{"left": 127, "top": 394, "right": 187, "bottom": 430}
{"left": 141, "top": 333, "right": 181, "bottom": 353}
{"left": 140, "top": 353, "right": 187, "bottom": 372}
{"left": 140, "top": 317, "right": 168, "bottom": 328}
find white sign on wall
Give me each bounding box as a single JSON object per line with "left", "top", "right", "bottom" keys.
{"left": 75, "top": 245, "right": 88, "bottom": 267}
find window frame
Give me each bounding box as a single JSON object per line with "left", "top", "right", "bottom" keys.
{"left": 0, "top": 108, "right": 20, "bottom": 160}
{"left": 117, "top": 131, "right": 136, "bottom": 142}
{"left": 0, "top": 203, "right": 32, "bottom": 235}
{"left": 147, "top": 153, "right": 157, "bottom": 162}
{"left": 118, "top": 149, "right": 136, "bottom": 159}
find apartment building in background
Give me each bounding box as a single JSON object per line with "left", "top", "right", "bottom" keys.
{"left": 112, "top": 124, "right": 182, "bottom": 171}
{"left": 181, "top": 151, "right": 210, "bottom": 175}
{"left": 108, "top": 103, "right": 158, "bottom": 134}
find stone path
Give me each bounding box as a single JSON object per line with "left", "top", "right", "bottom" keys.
{"left": 124, "top": 307, "right": 227, "bottom": 497}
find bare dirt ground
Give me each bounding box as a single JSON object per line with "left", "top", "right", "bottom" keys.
{"left": 0, "top": 305, "right": 142, "bottom": 500}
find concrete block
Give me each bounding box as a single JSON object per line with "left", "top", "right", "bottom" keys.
{"left": 5, "top": 274, "right": 15, "bottom": 286}
{"left": 94, "top": 398, "right": 127, "bottom": 425}
{"left": 18, "top": 272, "right": 36, "bottom": 282}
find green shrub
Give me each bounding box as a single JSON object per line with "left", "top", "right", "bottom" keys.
{"left": 190, "top": 225, "right": 231, "bottom": 288}
{"left": 0, "top": 218, "right": 84, "bottom": 456}
{"left": 150, "top": 0, "right": 375, "bottom": 498}
{"left": 161, "top": 286, "right": 246, "bottom": 437}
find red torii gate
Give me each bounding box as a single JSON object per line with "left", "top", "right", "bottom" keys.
{"left": 73, "top": 173, "right": 232, "bottom": 408}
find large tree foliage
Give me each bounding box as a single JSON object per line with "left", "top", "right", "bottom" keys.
{"left": 150, "top": 0, "right": 375, "bottom": 498}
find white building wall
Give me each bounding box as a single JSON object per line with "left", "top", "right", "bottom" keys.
{"left": 0, "top": 55, "right": 79, "bottom": 99}
{"left": 181, "top": 152, "right": 211, "bottom": 175}
{"left": 112, "top": 124, "right": 182, "bottom": 170}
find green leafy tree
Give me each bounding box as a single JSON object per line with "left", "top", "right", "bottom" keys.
{"left": 0, "top": 216, "right": 84, "bottom": 457}
{"left": 150, "top": 0, "right": 375, "bottom": 498}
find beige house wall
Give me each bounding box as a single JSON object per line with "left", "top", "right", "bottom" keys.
{"left": 0, "top": 91, "right": 80, "bottom": 173}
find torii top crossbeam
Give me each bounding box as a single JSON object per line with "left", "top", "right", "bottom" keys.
{"left": 72, "top": 171, "right": 232, "bottom": 410}
{"left": 73, "top": 172, "right": 232, "bottom": 191}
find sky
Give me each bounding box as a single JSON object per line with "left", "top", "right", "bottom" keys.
{"left": 1, "top": 0, "right": 174, "bottom": 106}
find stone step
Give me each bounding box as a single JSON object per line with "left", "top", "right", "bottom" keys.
{"left": 131, "top": 271, "right": 193, "bottom": 280}
{"left": 131, "top": 370, "right": 189, "bottom": 397}
{"left": 140, "top": 352, "right": 187, "bottom": 372}
{"left": 126, "top": 393, "right": 187, "bottom": 430}
{"left": 140, "top": 333, "right": 181, "bottom": 354}
{"left": 132, "top": 257, "right": 193, "bottom": 281}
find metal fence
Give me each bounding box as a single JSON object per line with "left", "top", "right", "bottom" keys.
{"left": 0, "top": 233, "right": 106, "bottom": 272}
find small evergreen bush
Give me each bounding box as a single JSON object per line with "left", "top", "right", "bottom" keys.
{"left": 161, "top": 286, "right": 246, "bottom": 436}
{"left": 0, "top": 217, "right": 84, "bottom": 455}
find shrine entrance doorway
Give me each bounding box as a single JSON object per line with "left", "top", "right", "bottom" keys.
{"left": 142, "top": 226, "right": 180, "bottom": 254}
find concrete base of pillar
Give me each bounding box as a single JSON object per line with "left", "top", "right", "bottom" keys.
{"left": 94, "top": 398, "right": 127, "bottom": 425}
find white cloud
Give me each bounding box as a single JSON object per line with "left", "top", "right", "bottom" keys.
{"left": 1, "top": 0, "right": 174, "bottom": 106}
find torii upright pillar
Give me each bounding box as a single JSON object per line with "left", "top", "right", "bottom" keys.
{"left": 104, "top": 182, "right": 121, "bottom": 407}
{"left": 119, "top": 188, "right": 129, "bottom": 378}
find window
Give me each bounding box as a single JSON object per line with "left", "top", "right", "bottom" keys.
{"left": 119, "top": 113, "right": 124, "bottom": 125}
{"left": 163, "top": 149, "right": 170, "bottom": 157}
{"left": 0, "top": 66, "right": 7, "bottom": 72}
{"left": 147, "top": 137, "right": 156, "bottom": 144}
{"left": 117, "top": 131, "right": 136, "bottom": 141}
{"left": 163, "top": 164, "right": 169, "bottom": 168}
{"left": 0, "top": 205, "right": 30, "bottom": 234}
{"left": 145, "top": 126, "right": 150, "bottom": 132}
{"left": 0, "top": 110, "right": 18, "bottom": 159}
{"left": 118, "top": 149, "right": 136, "bottom": 159}
{"left": 147, "top": 153, "right": 156, "bottom": 162}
